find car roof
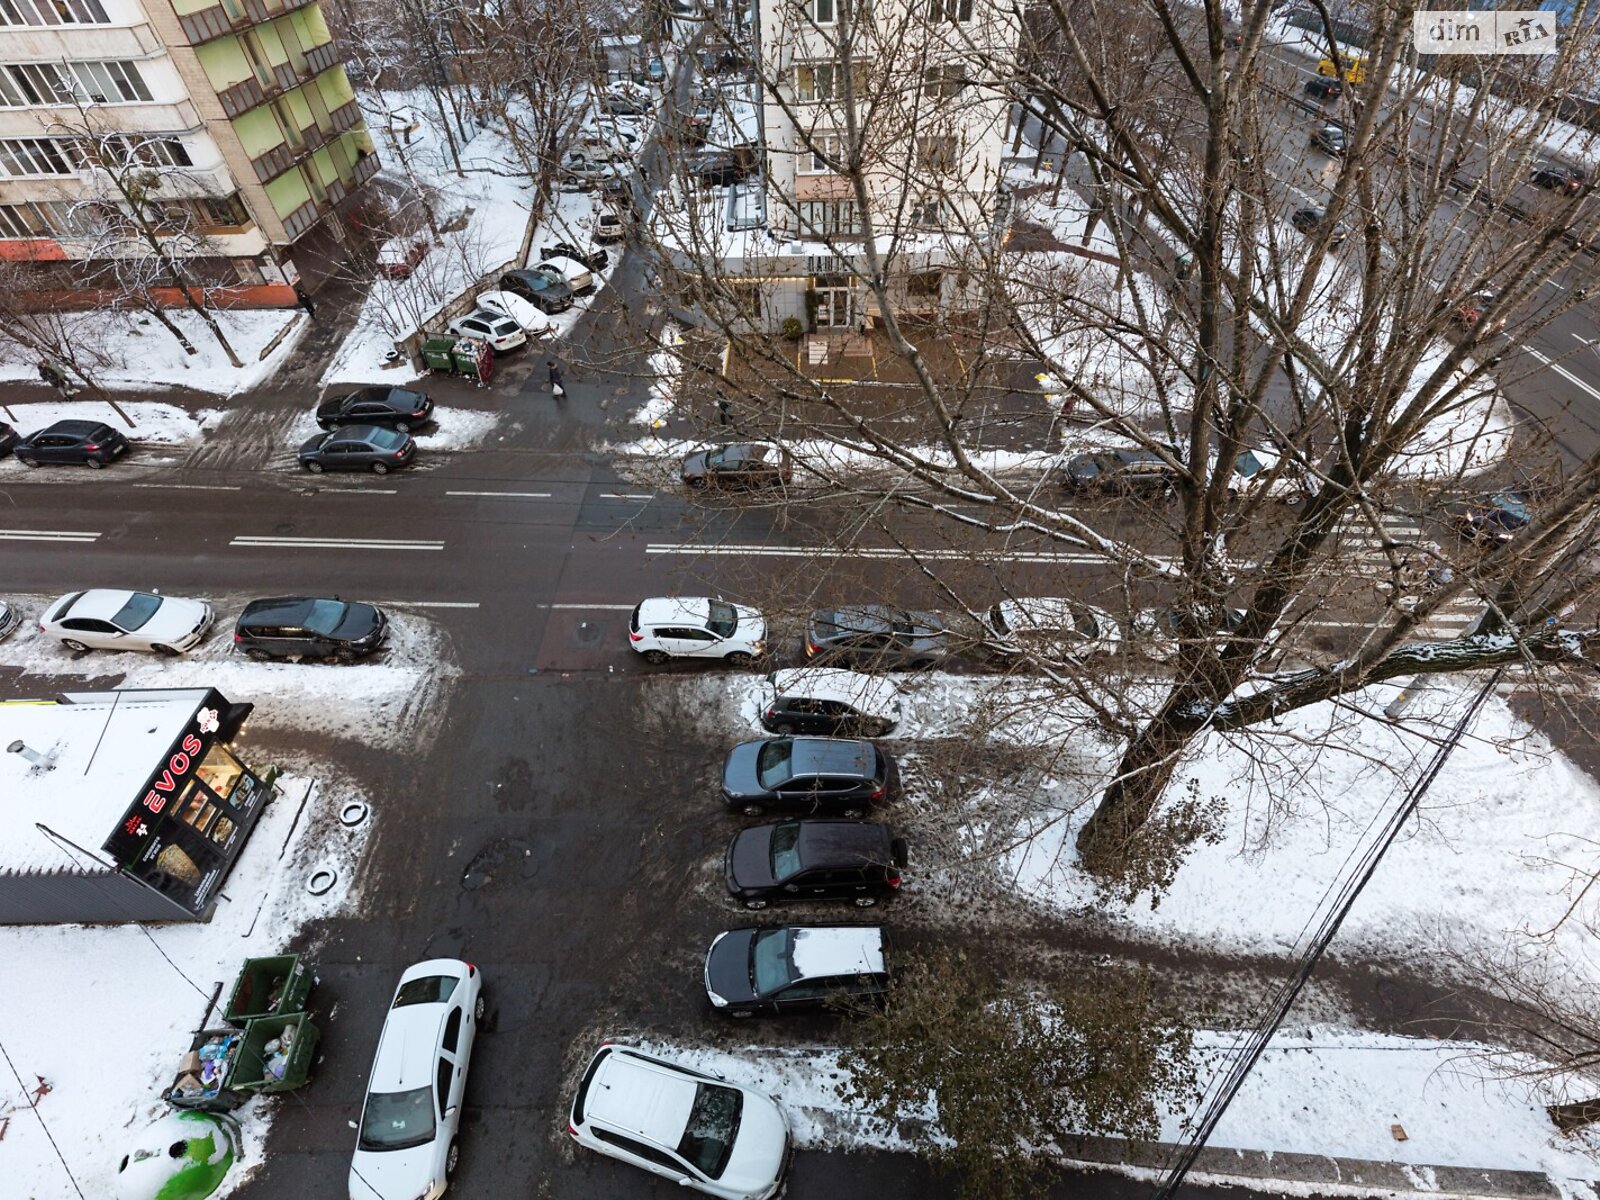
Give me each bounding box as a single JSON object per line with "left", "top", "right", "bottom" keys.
{"left": 37, "top": 419, "right": 107, "bottom": 437}
{"left": 61, "top": 588, "right": 138, "bottom": 620}
{"left": 994, "top": 597, "right": 1086, "bottom": 631}
{"left": 539, "top": 256, "right": 586, "bottom": 272}
{"left": 814, "top": 604, "right": 899, "bottom": 633}
{"left": 328, "top": 426, "right": 386, "bottom": 444}
{"left": 588, "top": 1050, "right": 697, "bottom": 1145}
{"left": 240, "top": 596, "right": 320, "bottom": 622}
{"left": 769, "top": 668, "right": 900, "bottom": 717}
{"left": 369, "top": 1002, "right": 446, "bottom": 1092}
{"left": 789, "top": 926, "right": 885, "bottom": 980}
{"left": 793, "top": 819, "right": 891, "bottom": 863}
{"left": 789, "top": 737, "right": 875, "bottom": 776}
{"left": 638, "top": 596, "right": 712, "bottom": 626}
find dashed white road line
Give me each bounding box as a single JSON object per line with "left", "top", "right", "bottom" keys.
{"left": 599, "top": 492, "right": 655, "bottom": 501}
{"left": 1523, "top": 344, "right": 1600, "bottom": 402}
{"left": 646, "top": 541, "right": 1164, "bottom": 566}
{"left": 230, "top": 535, "right": 444, "bottom": 551}
{"left": 299, "top": 487, "right": 399, "bottom": 495}
{"left": 132, "top": 483, "right": 242, "bottom": 492}
{"left": 0, "top": 528, "right": 100, "bottom": 543}
{"left": 544, "top": 603, "right": 637, "bottom": 610}
{"left": 446, "top": 490, "right": 552, "bottom": 499}
{"left": 377, "top": 600, "right": 481, "bottom": 609}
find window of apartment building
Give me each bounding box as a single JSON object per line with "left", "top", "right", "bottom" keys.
{"left": 0, "top": 200, "right": 49, "bottom": 237}
{"left": 922, "top": 65, "right": 968, "bottom": 98}
{"left": 798, "top": 132, "right": 843, "bottom": 173}
{"left": 907, "top": 270, "right": 943, "bottom": 298}
{"left": 0, "top": 0, "right": 111, "bottom": 26}
{"left": 0, "top": 60, "right": 153, "bottom": 106}
{"left": 798, "top": 198, "right": 861, "bottom": 235}
{"left": 93, "top": 134, "right": 193, "bottom": 169}
{"left": 796, "top": 61, "right": 866, "bottom": 103}
{"left": 916, "top": 134, "right": 960, "bottom": 172}
{"left": 0, "top": 137, "right": 74, "bottom": 175}
{"left": 193, "top": 194, "right": 250, "bottom": 226}
{"left": 0, "top": 134, "right": 192, "bottom": 177}
{"left": 908, "top": 193, "right": 947, "bottom": 226}
{"left": 929, "top": 0, "right": 973, "bottom": 20}
{"left": 810, "top": 0, "right": 835, "bottom": 22}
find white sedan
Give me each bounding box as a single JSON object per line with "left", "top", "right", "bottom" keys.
{"left": 349, "top": 959, "right": 484, "bottom": 1200}
{"left": 448, "top": 310, "right": 526, "bottom": 352}
{"left": 475, "top": 290, "right": 552, "bottom": 335}
{"left": 983, "top": 596, "right": 1121, "bottom": 662}
{"left": 534, "top": 256, "right": 594, "bottom": 294}
{"left": 40, "top": 589, "right": 213, "bottom": 655}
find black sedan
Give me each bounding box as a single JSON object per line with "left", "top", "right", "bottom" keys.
{"left": 316, "top": 386, "right": 433, "bottom": 432}
{"left": 540, "top": 241, "right": 610, "bottom": 271}
{"left": 1291, "top": 206, "right": 1348, "bottom": 246}
{"left": 681, "top": 442, "right": 793, "bottom": 490}
{"left": 14, "top": 419, "right": 129, "bottom": 468}
{"left": 1062, "top": 448, "right": 1178, "bottom": 494}
{"left": 497, "top": 269, "right": 574, "bottom": 314}
{"left": 1304, "top": 75, "right": 1344, "bottom": 100}
{"left": 298, "top": 425, "right": 416, "bottom": 474}
{"left": 722, "top": 736, "right": 892, "bottom": 817}
{"left": 805, "top": 605, "right": 951, "bottom": 668}
{"left": 703, "top": 925, "right": 890, "bottom": 1017}
{"left": 234, "top": 596, "right": 388, "bottom": 661}
{"left": 1446, "top": 488, "right": 1533, "bottom": 543}
{"left": 725, "top": 819, "right": 908, "bottom": 909}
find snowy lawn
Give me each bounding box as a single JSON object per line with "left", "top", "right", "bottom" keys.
{"left": 0, "top": 308, "right": 305, "bottom": 396}
{"left": 0, "top": 396, "right": 220, "bottom": 450}
{"left": 284, "top": 399, "right": 504, "bottom": 453}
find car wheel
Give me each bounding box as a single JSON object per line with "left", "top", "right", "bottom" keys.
{"left": 842, "top": 806, "right": 866, "bottom": 819}
{"left": 725, "top": 651, "right": 754, "bottom": 667}
{"left": 85, "top": 457, "right": 104, "bottom": 469}
{"left": 372, "top": 461, "right": 390, "bottom": 475}
{"left": 244, "top": 648, "right": 272, "bottom": 662}
{"left": 642, "top": 649, "right": 670, "bottom": 665}
{"left": 772, "top": 721, "right": 795, "bottom": 736}
{"left": 394, "top": 420, "right": 411, "bottom": 433}
{"left": 474, "top": 992, "right": 486, "bottom": 1021}
{"left": 741, "top": 803, "right": 765, "bottom": 817}
{"left": 686, "top": 476, "right": 707, "bottom": 489}
{"left": 305, "top": 460, "right": 325, "bottom": 473}
{"left": 853, "top": 895, "right": 879, "bottom": 908}
{"left": 18, "top": 456, "right": 37, "bottom": 467}
{"left": 61, "top": 639, "right": 90, "bottom": 653}
{"left": 333, "top": 649, "right": 359, "bottom": 664}
{"left": 743, "top": 898, "right": 769, "bottom": 910}
{"left": 151, "top": 644, "right": 179, "bottom": 657}
{"left": 446, "top": 1138, "right": 460, "bottom": 1177}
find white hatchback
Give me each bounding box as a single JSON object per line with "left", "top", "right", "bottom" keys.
{"left": 628, "top": 597, "right": 766, "bottom": 665}
{"left": 348, "top": 959, "right": 484, "bottom": 1200}
{"left": 40, "top": 588, "right": 213, "bottom": 655}
{"left": 448, "top": 310, "right": 526, "bottom": 352}
{"left": 569, "top": 1044, "right": 791, "bottom": 1200}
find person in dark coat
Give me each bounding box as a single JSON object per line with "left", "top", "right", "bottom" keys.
{"left": 547, "top": 360, "right": 565, "bottom": 396}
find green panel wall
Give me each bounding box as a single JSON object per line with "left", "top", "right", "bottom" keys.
{"left": 195, "top": 38, "right": 252, "bottom": 91}
{"left": 229, "top": 106, "right": 285, "bottom": 156}
{"left": 265, "top": 168, "right": 312, "bottom": 219}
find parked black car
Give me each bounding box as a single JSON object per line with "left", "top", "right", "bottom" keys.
{"left": 0, "top": 420, "right": 17, "bottom": 457}
{"left": 1304, "top": 75, "right": 1344, "bottom": 100}
{"left": 1310, "top": 123, "right": 1347, "bottom": 156}
{"left": 805, "top": 604, "right": 951, "bottom": 668}
{"left": 703, "top": 924, "right": 891, "bottom": 1017}
{"left": 316, "top": 386, "right": 433, "bottom": 432}
{"left": 1445, "top": 488, "right": 1533, "bottom": 543}
{"left": 690, "top": 149, "right": 749, "bottom": 187}
{"left": 234, "top": 596, "right": 388, "bottom": 661}
{"left": 540, "top": 241, "right": 610, "bottom": 271}
{"left": 1062, "top": 448, "right": 1178, "bottom": 495}
{"left": 726, "top": 819, "right": 908, "bottom": 909}
{"left": 497, "top": 268, "right": 574, "bottom": 314}
{"left": 681, "top": 442, "right": 794, "bottom": 489}
{"left": 1291, "top": 206, "right": 1348, "bottom": 246}
{"left": 758, "top": 668, "right": 902, "bottom": 738}
{"left": 14, "top": 419, "right": 129, "bottom": 468}
{"left": 1531, "top": 160, "right": 1585, "bottom": 194}
{"left": 722, "top": 736, "right": 893, "bottom": 816}
{"left": 298, "top": 425, "right": 416, "bottom": 474}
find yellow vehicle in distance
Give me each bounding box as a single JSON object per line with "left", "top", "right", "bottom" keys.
{"left": 1317, "top": 53, "right": 1368, "bottom": 84}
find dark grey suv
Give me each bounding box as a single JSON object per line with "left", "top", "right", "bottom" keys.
{"left": 721, "top": 736, "right": 893, "bottom": 817}
{"left": 804, "top": 605, "right": 951, "bottom": 669}
{"left": 234, "top": 597, "right": 388, "bottom": 661}
{"left": 725, "top": 819, "right": 908, "bottom": 909}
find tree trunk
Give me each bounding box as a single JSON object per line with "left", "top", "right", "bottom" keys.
{"left": 142, "top": 299, "right": 198, "bottom": 355}
{"left": 1076, "top": 693, "right": 1204, "bottom": 873}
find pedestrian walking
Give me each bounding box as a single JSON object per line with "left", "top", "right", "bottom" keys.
{"left": 38, "top": 358, "right": 75, "bottom": 399}
{"left": 717, "top": 396, "right": 731, "bottom": 426}
{"left": 294, "top": 285, "right": 316, "bottom": 320}
{"left": 547, "top": 360, "right": 565, "bottom": 398}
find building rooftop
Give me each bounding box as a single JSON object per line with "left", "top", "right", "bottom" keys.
{"left": 0, "top": 688, "right": 212, "bottom": 875}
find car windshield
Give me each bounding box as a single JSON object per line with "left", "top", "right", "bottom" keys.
{"left": 676, "top": 1082, "right": 743, "bottom": 1179}
{"left": 988, "top": 604, "right": 1010, "bottom": 636}
{"left": 705, "top": 446, "right": 728, "bottom": 467}
{"left": 393, "top": 974, "right": 458, "bottom": 1006}
{"left": 300, "top": 599, "right": 350, "bottom": 637}
{"left": 756, "top": 740, "right": 795, "bottom": 788}
{"left": 706, "top": 600, "right": 738, "bottom": 637}
{"left": 770, "top": 821, "right": 803, "bottom": 880}
{"left": 1235, "top": 450, "right": 1266, "bottom": 478}
{"left": 1073, "top": 606, "right": 1099, "bottom": 638}
{"left": 358, "top": 1086, "right": 436, "bottom": 1151}
{"left": 521, "top": 273, "right": 551, "bottom": 291}
{"left": 111, "top": 592, "right": 163, "bottom": 631}
{"left": 751, "top": 928, "right": 794, "bottom": 995}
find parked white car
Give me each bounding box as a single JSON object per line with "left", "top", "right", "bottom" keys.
{"left": 475, "top": 290, "right": 552, "bottom": 335}
{"left": 534, "top": 255, "right": 594, "bottom": 294}
{"left": 0, "top": 597, "right": 20, "bottom": 642}
{"left": 40, "top": 588, "right": 213, "bottom": 655}
{"left": 594, "top": 212, "right": 626, "bottom": 243}
{"left": 568, "top": 1044, "right": 791, "bottom": 1200}
{"left": 448, "top": 309, "right": 526, "bottom": 352}
{"left": 348, "top": 959, "right": 484, "bottom": 1200}
{"left": 628, "top": 597, "right": 766, "bottom": 665}
{"left": 982, "top": 596, "right": 1121, "bottom": 662}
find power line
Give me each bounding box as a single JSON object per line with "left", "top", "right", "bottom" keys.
{"left": 1153, "top": 669, "right": 1503, "bottom": 1200}
{"left": 0, "top": 1035, "right": 85, "bottom": 1200}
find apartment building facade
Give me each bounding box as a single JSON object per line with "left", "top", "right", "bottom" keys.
{"left": 737, "top": 0, "right": 1017, "bottom": 330}
{"left": 0, "top": 0, "right": 376, "bottom": 304}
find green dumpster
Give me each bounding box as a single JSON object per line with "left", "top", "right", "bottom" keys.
{"left": 421, "top": 335, "right": 457, "bottom": 372}
{"left": 164, "top": 1029, "right": 250, "bottom": 1113}
{"left": 223, "top": 954, "right": 313, "bottom": 1023}
{"left": 226, "top": 1012, "right": 320, "bottom": 1095}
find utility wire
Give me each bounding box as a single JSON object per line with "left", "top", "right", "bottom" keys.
{"left": 0, "top": 1035, "right": 86, "bottom": 1200}
{"left": 1153, "top": 669, "right": 1503, "bottom": 1200}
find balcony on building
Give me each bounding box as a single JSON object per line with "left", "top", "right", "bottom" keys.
{"left": 171, "top": 0, "right": 316, "bottom": 47}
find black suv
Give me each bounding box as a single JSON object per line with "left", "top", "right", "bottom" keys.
{"left": 805, "top": 605, "right": 950, "bottom": 668}
{"left": 1062, "top": 448, "right": 1178, "bottom": 495}
{"left": 722, "top": 736, "right": 893, "bottom": 817}
{"left": 1531, "top": 160, "right": 1585, "bottom": 194}
{"left": 497, "top": 269, "right": 574, "bottom": 314}
{"left": 14, "top": 420, "right": 129, "bottom": 468}
{"left": 725, "top": 819, "right": 908, "bottom": 909}
{"left": 1304, "top": 75, "right": 1344, "bottom": 101}
{"left": 316, "top": 386, "right": 433, "bottom": 432}
{"left": 234, "top": 597, "right": 388, "bottom": 661}
{"left": 703, "top": 924, "right": 891, "bottom": 1017}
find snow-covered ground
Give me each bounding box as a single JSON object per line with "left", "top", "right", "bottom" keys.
{"left": 0, "top": 395, "right": 220, "bottom": 447}
{"left": 0, "top": 610, "right": 457, "bottom": 1200}
{"left": 283, "top": 398, "right": 504, "bottom": 453}
{"left": 0, "top": 309, "right": 305, "bottom": 397}
{"left": 637, "top": 1029, "right": 1600, "bottom": 1183}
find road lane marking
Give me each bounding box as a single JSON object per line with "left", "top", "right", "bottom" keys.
{"left": 133, "top": 483, "right": 243, "bottom": 492}
{"left": 544, "top": 603, "right": 638, "bottom": 610}
{"left": 646, "top": 541, "right": 1171, "bottom": 566}
{"left": 1523, "top": 345, "right": 1600, "bottom": 402}
{"left": 300, "top": 487, "right": 399, "bottom": 495}
{"left": 0, "top": 528, "right": 100, "bottom": 542}
{"left": 377, "top": 600, "right": 481, "bottom": 608}
{"left": 446, "top": 490, "right": 552, "bottom": 498}
{"left": 230, "top": 536, "right": 444, "bottom": 550}
{"left": 599, "top": 492, "right": 655, "bottom": 500}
